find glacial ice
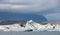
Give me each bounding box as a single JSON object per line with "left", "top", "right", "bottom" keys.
{"left": 0, "top": 20, "right": 60, "bottom": 32}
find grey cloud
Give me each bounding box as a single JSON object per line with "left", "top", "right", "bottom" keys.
{"left": 0, "top": 0, "right": 60, "bottom": 13}
{"left": 45, "top": 13, "right": 60, "bottom": 22}
{"left": 0, "top": 0, "right": 36, "bottom": 4}
{"left": 0, "top": 0, "right": 60, "bottom": 21}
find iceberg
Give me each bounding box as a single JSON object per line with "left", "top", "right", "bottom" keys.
{"left": 0, "top": 20, "right": 60, "bottom": 32}
{"left": 25, "top": 20, "right": 55, "bottom": 31}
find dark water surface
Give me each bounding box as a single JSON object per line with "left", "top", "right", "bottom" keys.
{"left": 0, "top": 32, "right": 60, "bottom": 35}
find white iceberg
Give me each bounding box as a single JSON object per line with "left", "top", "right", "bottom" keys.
{"left": 0, "top": 20, "right": 60, "bottom": 32}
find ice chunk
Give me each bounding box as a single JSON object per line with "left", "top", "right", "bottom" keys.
{"left": 0, "top": 20, "right": 60, "bottom": 32}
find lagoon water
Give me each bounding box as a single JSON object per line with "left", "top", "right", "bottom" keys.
{"left": 0, "top": 31, "right": 60, "bottom": 35}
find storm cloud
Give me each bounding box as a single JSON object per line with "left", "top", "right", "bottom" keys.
{"left": 0, "top": 0, "right": 60, "bottom": 21}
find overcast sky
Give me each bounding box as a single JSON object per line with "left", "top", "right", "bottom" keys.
{"left": 0, "top": 0, "right": 60, "bottom": 21}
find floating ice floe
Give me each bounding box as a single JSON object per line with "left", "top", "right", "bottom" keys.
{"left": 0, "top": 20, "right": 60, "bottom": 32}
